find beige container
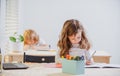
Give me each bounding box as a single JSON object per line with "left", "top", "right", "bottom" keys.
{"left": 93, "top": 51, "right": 111, "bottom": 64}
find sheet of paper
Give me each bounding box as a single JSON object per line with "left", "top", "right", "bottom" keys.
{"left": 85, "top": 63, "right": 120, "bottom": 68}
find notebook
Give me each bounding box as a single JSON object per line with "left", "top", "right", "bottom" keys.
{"left": 85, "top": 63, "right": 120, "bottom": 68}
{"left": 3, "top": 63, "right": 29, "bottom": 70}
{"left": 44, "top": 63, "right": 120, "bottom": 68}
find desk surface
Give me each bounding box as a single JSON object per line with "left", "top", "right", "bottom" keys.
{"left": 0, "top": 63, "right": 120, "bottom": 76}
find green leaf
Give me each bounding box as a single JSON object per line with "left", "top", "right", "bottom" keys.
{"left": 74, "top": 56, "right": 81, "bottom": 61}
{"left": 9, "top": 37, "right": 16, "bottom": 42}
{"left": 18, "top": 35, "right": 24, "bottom": 42}
{"left": 14, "top": 32, "right": 17, "bottom": 35}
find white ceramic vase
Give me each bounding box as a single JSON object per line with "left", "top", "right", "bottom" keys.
{"left": 9, "top": 42, "right": 23, "bottom": 52}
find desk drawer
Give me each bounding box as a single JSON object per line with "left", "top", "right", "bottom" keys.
{"left": 24, "top": 55, "right": 55, "bottom": 63}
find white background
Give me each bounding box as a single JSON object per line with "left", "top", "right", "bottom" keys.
{"left": 1, "top": 0, "right": 120, "bottom": 64}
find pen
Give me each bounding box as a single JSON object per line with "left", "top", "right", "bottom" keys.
{"left": 88, "top": 50, "right": 96, "bottom": 61}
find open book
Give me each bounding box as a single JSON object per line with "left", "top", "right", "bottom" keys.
{"left": 44, "top": 63, "right": 120, "bottom": 68}
{"left": 85, "top": 63, "right": 120, "bottom": 68}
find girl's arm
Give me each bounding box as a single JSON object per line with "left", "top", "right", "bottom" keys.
{"left": 32, "top": 38, "right": 50, "bottom": 50}
{"left": 24, "top": 45, "right": 31, "bottom": 51}
{"left": 55, "top": 50, "right": 62, "bottom": 64}
{"left": 33, "top": 44, "right": 50, "bottom": 50}
{"left": 85, "top": 50, "right": 94, "bottom": 65}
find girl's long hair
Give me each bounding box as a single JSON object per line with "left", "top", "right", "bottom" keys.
{"left": 57, "top": 19, "right": 91, "bottom": 57}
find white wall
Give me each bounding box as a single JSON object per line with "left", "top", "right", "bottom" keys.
{"left": 0, "top": 0, "right": 6, "bottom": 48}
{"left": 19, "top": 0, "right": 120, "bottom": 64}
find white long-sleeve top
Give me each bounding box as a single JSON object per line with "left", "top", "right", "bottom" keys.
{"left": 69, "top": 44, "right": 91, "bottom": 61}
{"left": 56, "top": 44, "right": 91, "bottom": 63}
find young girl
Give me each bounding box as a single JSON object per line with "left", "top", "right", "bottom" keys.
{"left": 57, "top": 19, "right": 93, "bottom": 65}
{"left": 23, "top": 29, "right": 50, "bottom": 51}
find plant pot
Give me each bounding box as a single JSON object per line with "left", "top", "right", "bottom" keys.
{"left": 9, "top": 42, "right": 23, "bottom": 52}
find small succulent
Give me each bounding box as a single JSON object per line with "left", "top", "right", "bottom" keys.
{"left": 9, "top": 32, "right": 24, "bottom": 42}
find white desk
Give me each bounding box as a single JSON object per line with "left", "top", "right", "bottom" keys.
{"left": 0, "top": 63, "right": 120, "bottom": 76}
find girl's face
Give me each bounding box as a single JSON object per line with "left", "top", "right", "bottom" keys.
{"left": 26, "top": 39, "right": 35, "bottom": 45}
{"left": 26, "top": 33, "right": 37, "bottom": 45}
{"left": 68, "top": 30, "right": 82, "bottom": 44}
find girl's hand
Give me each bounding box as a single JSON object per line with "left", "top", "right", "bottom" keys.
{"left": 86, "top": 60, "right": 92, "bottom": 65}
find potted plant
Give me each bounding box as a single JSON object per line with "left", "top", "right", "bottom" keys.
{"left": 9, "top": 32, "right": 24, "bottom": 52}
